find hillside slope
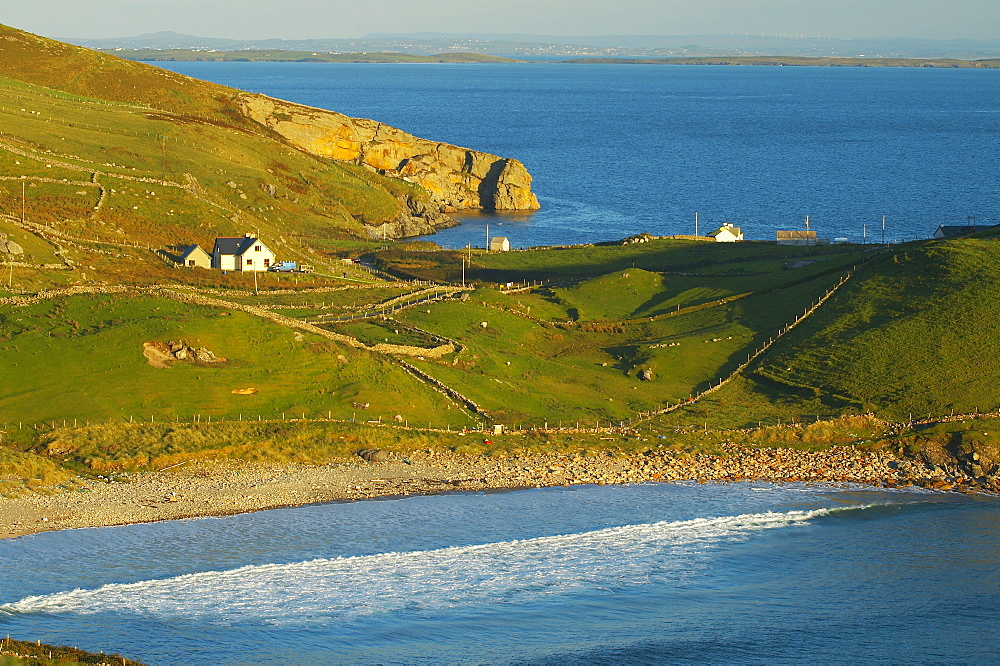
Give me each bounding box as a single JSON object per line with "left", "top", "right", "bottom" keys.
{"left": 749, "top": 238, "right": 1000, "bottom": 419}
{"left": 0, "top": 24, "right": 537, "bottom": 248}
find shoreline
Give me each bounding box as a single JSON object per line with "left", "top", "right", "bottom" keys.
{"left": 1, "top": 445, "right": 983, "bottom": 540}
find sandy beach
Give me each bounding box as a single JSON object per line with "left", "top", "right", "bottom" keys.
{"left": 1, "top": 444, "right": 971, "bottom": 540}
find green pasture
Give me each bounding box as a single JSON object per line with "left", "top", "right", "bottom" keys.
{"left": 471, "top": 238, "right": 869, "bottom": 278}
{"left": 743, "top": 240, "right": 1000, "bottom": 419}
{"left": 0, "top": 293, "right": 476, "bottom": 428}
{"left": 390, "top": 261, "right": 848, "bottom": 423}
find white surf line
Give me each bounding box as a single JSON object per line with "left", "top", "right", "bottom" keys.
{"left": 0, "top": 506, "right": 858, "bottom": 621}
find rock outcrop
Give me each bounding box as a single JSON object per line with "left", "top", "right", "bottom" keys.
{"left": 0, "top": 232, "right": 24, "bottom": 256}
{"left": 370, "top": 195, "right": 459, "bottom": 240}
{"left": 143, "top": 340, "right": 227, "bottom": 368}
{"left": 239, "top": 94, "right": 540, "bottom": 216}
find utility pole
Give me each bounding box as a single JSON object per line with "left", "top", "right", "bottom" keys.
{"left": 158, "top": 135, "right": 167, "bottom": 180}
{"left": 461, "top": 257, "right": 466, "bottom": 288}
{"left": 881, "top": 215, "right": 886, "bottom": 246}
{"left": 805, "top": 215, "right": 810, "bottom": 231}
{"left": 694, "top": 212, "right": 699, "bottom": 236}
{"left": 863, "top": 223, "right": 867, "bottom": 243}
{"left": 485, "top": 223, "right": 490, "bottom": 251}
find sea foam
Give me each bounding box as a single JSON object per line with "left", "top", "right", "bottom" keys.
{"left": 1, "top": 508, "right": 840, "bottom": 624}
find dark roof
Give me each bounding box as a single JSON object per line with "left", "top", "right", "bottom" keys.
{"left": 213, "top": 236, "right": 258, "bottom": 256}
{"left": 935, "top": 225, "right": 979, "bottom": 238}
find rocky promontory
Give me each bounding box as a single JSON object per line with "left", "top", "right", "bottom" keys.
{"left": 239, "top": 94, "right": 540, "bottom": 220}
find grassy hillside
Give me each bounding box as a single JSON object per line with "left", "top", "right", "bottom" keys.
{"left": 0, "top": 23, "right": 447, "bottom": 288}
{"left": 376, "top": 245, "right": 864, "bottom": 424}
{"left": 0, "top": 25, "right": 242, "bottom": 122}
{"left": 651, "top": 236, "right": 1000, "bottom": 426}
{"left": 0, "top": 293, "right": 473, "bottom": 427}
{"left": 752, "top": 239, "right": 1000, "bottom": 419}
{"left": 1, "top": 23, "right": 998, "bottom": 491}
{"left": 0, "top": 70, "right": 420, "bottom": 259}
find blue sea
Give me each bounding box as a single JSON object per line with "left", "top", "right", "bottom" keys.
{"left": 2, "top": 482, "right": 998, "bottom": 664}
{"left": 155, "top": 61, "right": 1000, "bottom": 247}
{"left": 1, "top": 64, "right": 997, "bottom": 664}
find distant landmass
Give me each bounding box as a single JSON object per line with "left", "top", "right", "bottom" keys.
{"left": 64, "top": 31, "right": 1000, "bottom": 59}
{"left": 104, "top": 49, "right": 521, "bottom": 64}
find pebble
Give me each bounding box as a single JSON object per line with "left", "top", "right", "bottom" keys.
{"left": 0, "top": 447, "right": 991, "bottom": 540}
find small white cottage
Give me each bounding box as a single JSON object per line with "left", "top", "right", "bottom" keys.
{"left": 489, "top": 236, "right": 511, "bottom": 252}
{"left": 707, "top": 223, "right": 743, "bottom": 242}
{"left": 177, "top": 244, "right": 211, "bottom": 268}
{"left": 212, "top": 234, "right": 275, "bottom": 272}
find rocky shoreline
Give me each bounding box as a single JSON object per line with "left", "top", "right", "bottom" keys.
{"left": 0, "top": 445, "right": 989, "bottom": 540}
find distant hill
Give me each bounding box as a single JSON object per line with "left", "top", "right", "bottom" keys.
{"left": 561, "top": 56, "right": 1000, "bottom": 69}
{"left": 64, "top": 31, "right": 1000, "bottom": 59}
{"left": 110, "top": 49, "right": 520, "bottom": 64}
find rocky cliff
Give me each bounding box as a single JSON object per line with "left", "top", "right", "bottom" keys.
{"left": 239, "top": 94, "right": 540, "bottom": 216}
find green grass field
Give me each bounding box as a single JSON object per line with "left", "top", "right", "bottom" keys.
{"left": 0, "top": 293, "right": 475, "bottom": 428}
{"left": 748, "top": 240, "right": 1000, "bottom": 419}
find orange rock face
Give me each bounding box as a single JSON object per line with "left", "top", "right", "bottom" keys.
{"left": 239, "top": 94, "right": 539, "bottom": 212}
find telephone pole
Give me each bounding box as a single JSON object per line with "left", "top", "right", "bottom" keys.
{"left": 158, "top": 135, "right": 167, "bottom": 180}
{"left": 694, "top": 212, "right": 699, "bottom": 236}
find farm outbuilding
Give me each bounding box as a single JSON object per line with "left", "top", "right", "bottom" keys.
{"left": 489, "top": 236, "right": 510, "bottom": 252}
{"left": 177, "top": 244, "right": 211, "bottom": 268}
{"left": 776, "top": 230, "right": 825, "bottom": 246}
{"left": 933, "top": 225, "right": 980, "bottom": 239}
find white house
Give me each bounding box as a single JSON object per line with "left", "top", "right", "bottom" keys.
{"left": 212, "top": 234, "right": 275, "bottom": 271}
{"left": 707, "top": 223, "right": 743, "bottom": 242}
{"left": 177, "top": 244, "right": 211, "bottom": 268}
{"left": 489, "top": 236, "right": 511, "bottom": 252}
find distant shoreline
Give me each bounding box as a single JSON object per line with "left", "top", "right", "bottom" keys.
{"left": 115, "top": 50, "right": 1000, "bottom": 68}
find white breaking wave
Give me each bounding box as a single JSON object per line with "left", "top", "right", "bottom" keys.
{"left": 1, "top": 508, "right": 839, "bottom": 624}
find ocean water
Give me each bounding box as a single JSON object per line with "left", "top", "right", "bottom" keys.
{"left": 156, "top": 62, "right": 1000, "bottom": 247}
{"left": 1, "top": 483, "right": 997, "bottom": 664}
{"left": 5, "top": 63, "right": 994, "bottom": 664}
